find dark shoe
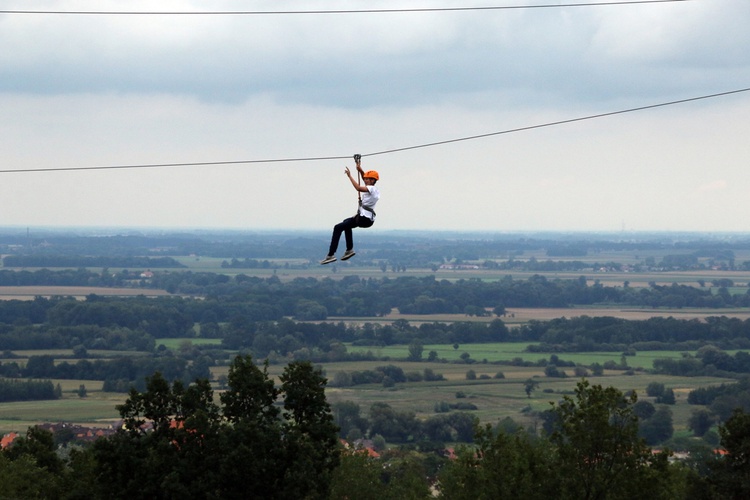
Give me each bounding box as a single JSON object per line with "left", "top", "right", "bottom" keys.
{"left": 320, "top": 255, "right": 337, "bottom": 265}
{"left": 341, "top": 249, "right": 356, "bottom": 261}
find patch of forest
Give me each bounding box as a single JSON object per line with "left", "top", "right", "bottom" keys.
{"left": 1, "top": 271, "right": 750, "bottom": 313}
{"left": 2, "top": 255, "right": 185, "bottom": 269}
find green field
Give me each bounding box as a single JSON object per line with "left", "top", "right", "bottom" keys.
{"left": 0, "top": 388, "right": 126, "bottom": 434}
{"left": 165, "top": 252, "right": 750, "bottom": 288}
{"left": 3, "top": 235, "right": 750, "bottom": 447}
{"left": 154, "top": 338, "right": 223, "bottom": 350}
{"left": 210, "top": 343, "right": 737, "bottom": 435}
{"left": 316, "top": 362, "right": 732, "bottom": 432}
{"left": 0, "top": 339, "right": 740, "bottom": 436}
{"left": 347, "top": 342, "right": 719, "bottom": 369}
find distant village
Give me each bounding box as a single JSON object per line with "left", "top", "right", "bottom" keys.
{"left": 2, "top": 422, "right": 117, "bottom": 450}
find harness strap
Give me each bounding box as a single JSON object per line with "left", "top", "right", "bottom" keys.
{"left": 355, "top": 154, "right": 362, "bottom": 206}
{"left": 359, "top": 201, "right": 376, "bottom": 216}
{"left": 353, "top": 153, "right": 375, "bottom": 217}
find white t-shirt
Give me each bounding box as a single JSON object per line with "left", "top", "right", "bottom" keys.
{"left": 358, "top": 185, "right": 380, "bottom": 220}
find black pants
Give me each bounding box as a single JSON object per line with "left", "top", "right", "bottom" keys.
{"left": 328, "top": 215, "right": 373, "bottom": 255}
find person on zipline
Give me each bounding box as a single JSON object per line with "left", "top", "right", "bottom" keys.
{"left": 321, "top": 155, "right": 380, "bottom": 264}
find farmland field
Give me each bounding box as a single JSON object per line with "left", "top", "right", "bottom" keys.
{"left": 344, "top": 342, "right": 729, "bottom": 369}
{"left": 114, "top": 252, "right": 750, "bottom": 288}
{"left": 208, "top": 344, "right": 735, "bottom": 435}
{"left": 154, "top": 338, "right": 223, "bottom": 350}
{"left": 0, "top": 383, "right": 126, "bottom": 435}
{"left": 317, "top": 362, "right": 730, "bottom": 432}
{"left": 341, "top": 305, "right": 750, "bottom": 328}
{"left": 1, "top": 359, "right": 729, "bottom": 453}
{"left": 1, "top": 341, "right": 727, "bottom": 436}
{"left": 0, "top": 286, "right": 171, "bottom": 300}
{"left": 2, "top": 236, "right": 750, "bottom": 440}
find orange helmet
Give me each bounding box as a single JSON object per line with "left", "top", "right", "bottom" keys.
{"left": 364, "top": 170, "right": 379, "bottom": 181}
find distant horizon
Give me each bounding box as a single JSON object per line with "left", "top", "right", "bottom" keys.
{"left": 4, "top": 225, "right": 750, "bottom": 240}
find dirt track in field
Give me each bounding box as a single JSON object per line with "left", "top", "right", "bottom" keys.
{"left": 380, "top": 306, "right": 750, "bottom": 326}
{"left": 0, "top": 286, "right": 171, "bottom": 300}
{"left": 504, "top": 307, "right": 750, "bottom": 322}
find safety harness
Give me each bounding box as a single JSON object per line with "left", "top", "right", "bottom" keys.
{"left": 353, "top": 154, "right": 377, "bottom": 217}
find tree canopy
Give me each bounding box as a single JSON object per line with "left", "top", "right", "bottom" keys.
{"left": 91, "top": 355, "right": 339, "bottom": 499}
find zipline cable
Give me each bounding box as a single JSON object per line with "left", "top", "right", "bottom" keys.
{"left": 1, "top": 156, "right": 353, "bottom": 174}
{"left": 363, "top": 87, "right": 750, "bottom": 158}
{"left": 0, "top": 0, "right": 695, "bottom": 16}
{"left": 2, "top": 86, "right": 748, "bottom": 174}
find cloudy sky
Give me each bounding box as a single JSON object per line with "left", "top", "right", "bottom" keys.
{"left": 1, "top": 0, "right": 749, "bottom": 234}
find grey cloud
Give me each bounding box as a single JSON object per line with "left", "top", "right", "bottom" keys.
{"left": 1, "top": 1, "right": 748, "bottom": 108}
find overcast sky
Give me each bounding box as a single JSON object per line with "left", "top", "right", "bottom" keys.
{"left": 2, "top": 0, "right": 749, "bottom": 234}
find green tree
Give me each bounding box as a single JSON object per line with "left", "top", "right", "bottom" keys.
{"left": 544, "top": 364, "right": 566, "bottom": 378}
{"left": 377, "top": 451, "right": 431, "bottom": 499}
{"left": 332, "top": 449, "right": 431, "bottom": 500}
{"left": 369, "top": 402, "right": 418, "bottom": 443}
{"left": 0, "top": 453, "right": 63, "bottom": 499}
{"left": 524, "top": 378, "right": 539, "bottom": 398}
{"left": 632, "top": 400, "right": 656, "bottom": 420}
{"left": 450, "top": 412, "right": 477, "bottom": 443}
{"left": 438, "top": 423, "right": 557, "bottom": 499}
{"left": 329, "top": 451, "right": 382, "bottom": 500}
{"left": 657, "top": 388, "right": 676, "bottom": 405}
{"left": 220, "top": 355, "right": 279, "bottom": 425}
{"left": 278, "top": 360, "right": 340, "bottom": 499}
{"left": 407, "top": 340, "right": 424, "bottom": 361}
{"left": 646, "top": 382, "right": 665, "bottom": 398}
{"left": 4, "top": 426, "right": 65, "bottom": 475}
{"left": 91, "top": 355, "right": 339, "bottom": 499}
{"left": 706, "top": 408, "right": 750, "bottom": 498}
{"left": 639, "top": 406, "right": 674, "bottom": 445}
{"left": 333, "top": 400, "right": 368, "bottom": 438}
{"left": 688, "top": 408, "right": 715, "bottom": 437}
{"left": 548, "top": 380, "right": 674, "bottom": 500}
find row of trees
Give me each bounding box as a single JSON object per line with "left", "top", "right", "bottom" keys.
{"left": 151, "top": 273, "right": 750, "bottom": 311}
{"left": 330, "top": 365, "right": 447, "bottom": 388}
{"left": 0, "top": 355, "right": 340, "bottom": 499}
{"left": 654, "top": 349, "right": 750, "bottom": 377}
{"left": 3, "top": 271, "right": 750, "bottom": 325}
{"left": 0, "top": 324, "right": 156, "bottom": 351}
{"left": 0, "top": 294, "right": 512, "bottom": 355}
{"left": 0, "top": 378, "right": 58, "bottom": 402}
{"left": 436, "top": 381, "right": 750, "bottom": 499}
{"left": 1, "top": 255, "right": 184, "bottom": 269}
{"left": 686, "top": 377, "right": 750, "bottom": 422}
{"left": 334, "top": 400, "right": 475, "bottom": 445}
{"left": 523, "top": 315, "right": 750, "bottom": 352}
{"left": 10, "top": 295, "right": 750, "bottom": 358}
{"left": 0, "top": 355, "right": 211, "bottom": 394}
{"left": 4, "top": 373, "right": 750, "bottom": 498}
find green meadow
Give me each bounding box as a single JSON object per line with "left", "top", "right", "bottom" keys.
{"left": 218, "top": 343, "right": 737, "bottom": 433}
{"left": 154, "top": 338, "right": 223, "bottom": 350}
{"left": 0, "top": 387, "right": 126, "bottom": 434}
{"left": 346, "top": 342, "right": 706, "bottom": 370}
{"left": 0, "top": 339, "right": 740, "bottom": 436}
